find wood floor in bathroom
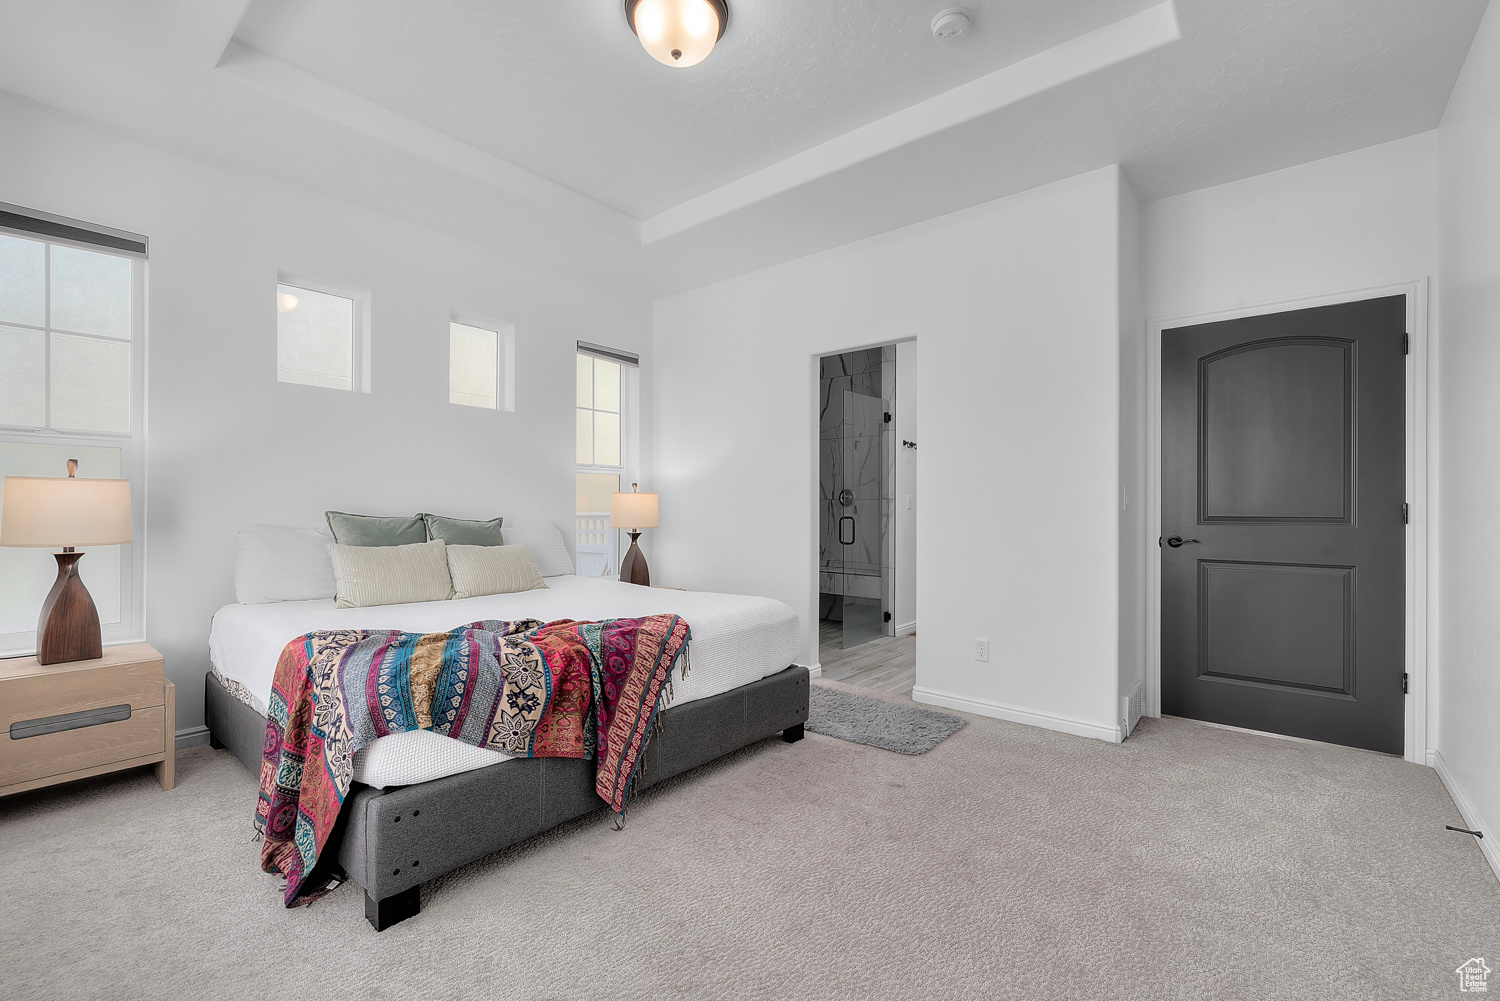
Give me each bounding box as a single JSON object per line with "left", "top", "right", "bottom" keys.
{"left": 818, "top": 619, "right": 916, "bottom": 697}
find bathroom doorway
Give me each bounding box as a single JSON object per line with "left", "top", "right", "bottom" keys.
{"left": 817, "top": 341, "right": 917, "bottom": 693}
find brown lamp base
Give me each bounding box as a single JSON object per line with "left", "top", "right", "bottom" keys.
{"left": 619, "top": 530, "right": 651, "bottom": 587}
{"left": 37, "top": 551, "right": 102, "bottom": 665}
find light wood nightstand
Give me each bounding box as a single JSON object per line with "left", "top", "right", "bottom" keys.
{"left": 0, "top": 643, "right": 173, "bottom": 797}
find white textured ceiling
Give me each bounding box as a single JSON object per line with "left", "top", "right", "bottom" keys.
{"left": 0, "top": 0, "right": 1487, "bottom": 297}
{"left": 232, "top": 0, "right": 1162, "bottom": 218}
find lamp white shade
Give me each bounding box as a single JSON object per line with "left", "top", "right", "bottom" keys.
{"left": 0, "top": 476, "right": 133, "bottom": 548}
{"left": 629, "top": 0, "right": 724, "bottom": 67}
{"left": 611, "top": 491, "right": 659, "bottom": 530}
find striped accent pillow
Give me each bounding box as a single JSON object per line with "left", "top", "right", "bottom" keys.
{"left": 446, "top": 544, "right": 548, "bottom": 600}
{"left": 330, "top": 539, "right": 454, "bottom": 609}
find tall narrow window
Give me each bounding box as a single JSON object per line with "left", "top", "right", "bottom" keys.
{"left": 576, "top": 353, "right": 621, "bottom": 467}
{"left": 575, "top": 342, "right": 639, "bottom": 578}
{"left": 449, "top": 316, "right": 516, "bottom": 411}
{"left": 0, "top": 205, "right": 146, "bottom": 656}
{"left": 276, "top": 273, "right": 368, "bottom": 391}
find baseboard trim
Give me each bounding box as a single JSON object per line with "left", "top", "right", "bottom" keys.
{"left": 175, "top": 725, "right": 211, "bottom": 750}
{"left": 911, "top": 686, "right": 1122, "bottom": 744}
{"left": 895, "top": 620, "right": 917, "bottom": 637}
{"left": 1432, "top": 748, "right": 1500, "bottom": 886}
{"left": 801, "top": 663, "right": 823, "bottom": 680}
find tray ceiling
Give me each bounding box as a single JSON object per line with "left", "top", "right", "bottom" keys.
{"left": 232, "top": 0, "right": 1164, "bottom": 219}
{"left": 0, "top": 0, "right": 1486, "bottom": 296}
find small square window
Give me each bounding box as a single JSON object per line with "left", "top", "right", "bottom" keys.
{"left": 449, "top": 315, "right": 515, "bottom": 411}
{"left": 276, "top": 276, "right": 367, "bottom": 391}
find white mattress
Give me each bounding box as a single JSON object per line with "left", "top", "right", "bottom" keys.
{"left": 209, "top": 575, "right": 800, "bottom": 788}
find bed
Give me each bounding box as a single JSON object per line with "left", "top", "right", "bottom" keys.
{"left": 205, "top": 574, "right": 809, "bottom": 929}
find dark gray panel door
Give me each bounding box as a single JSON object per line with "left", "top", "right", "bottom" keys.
{"left": 1161, "top": 296, "right": 1406, "bottom": 753}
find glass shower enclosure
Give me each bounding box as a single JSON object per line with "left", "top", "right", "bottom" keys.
{"left": 819, "top": 346, "right": 894, "bottom": 651}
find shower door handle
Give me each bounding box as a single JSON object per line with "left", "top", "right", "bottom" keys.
{"left": 838, "top": 516, "right": 855, "bottom": 546}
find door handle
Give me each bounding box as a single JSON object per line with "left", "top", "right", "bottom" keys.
{"left": 1165, "top": 536, "right": 1200, "bottom": 548}
{"left": 839, "top": 516, "right": 855, "bottom": 546}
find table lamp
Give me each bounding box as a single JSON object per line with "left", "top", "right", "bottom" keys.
{"left": 0, "top": 460, "right": 133, "bottom": 664}
{"left": 611, "top": 483, "right": 659, "bottom": 587}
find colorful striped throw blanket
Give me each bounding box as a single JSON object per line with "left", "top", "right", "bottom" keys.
{"left": 254, "top": 614, "right": 691, "bottom": 905}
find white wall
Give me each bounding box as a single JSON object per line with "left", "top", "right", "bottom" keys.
{"left": 892, "top": 340, "right": 918, "bottom": 634}
{"left": 0, "top": 91, "right": 651, "bottom": 736}
{"left": 654, "top": 167, "right": 1128, "bottom": 740}
{"left": 1117, "top": 171, "right": 1145, "bottom": 728}
{"left": 1141, "top": 132, "right": 1440, "bottom": 321}
{"left": 1435, "top": 0, "right": 1500, "bottom": 878}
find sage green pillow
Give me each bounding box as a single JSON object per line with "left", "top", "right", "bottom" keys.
{"left": 420, "top": 513, "right": 505, "bottom": 547}
{"left": 325, "top": 511, "right": 427, "bottom": 547}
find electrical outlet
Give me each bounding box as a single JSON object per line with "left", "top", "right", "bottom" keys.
{"left": 974, "top": 638, "right": 990, "bottom": 663}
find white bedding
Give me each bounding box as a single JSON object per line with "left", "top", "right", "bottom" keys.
{"left": 209, "top": 575, "right": 800, "bottom": 788}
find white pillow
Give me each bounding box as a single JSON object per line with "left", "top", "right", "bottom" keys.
{"left": 234, "top": 526, "right": 337, "bottom": 604}
{"left": 500, "top": 522, "right": 576, "bottom": 577}
{"left": 330, "top": 539, "right": 454, "bottom": 609}
{"left": 446, "top": 544, "right": 548, "bottom": 599}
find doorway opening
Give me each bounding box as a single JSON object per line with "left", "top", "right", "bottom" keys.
{"left": 1156, "top": 294, "right": 1409, "bottom": 755}
{"left": 817, "top": 341, "right": 917, "bottom": 697}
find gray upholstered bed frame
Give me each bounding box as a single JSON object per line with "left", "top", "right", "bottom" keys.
{"left": 205, "top": 665, "right": 809, "bottom": 930}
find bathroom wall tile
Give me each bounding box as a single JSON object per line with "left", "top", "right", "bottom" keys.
{"left": 845, "top": 572, "right": 881, "bottom": 599}
{"left": 842, "top": 389, "right": 882, "bottom": 439}
{"left": 821, "top": 500, "right": 842, "bottom": 567}
{"left": 820, "top": 440, "right": 843, "bottom": 502}
{"left": 845, "top": 436, "right": 882, "bottom": 498}
{"left": 822, "top": 376, "right": 850, "bottom": 439}
{"left": 838, "top": 350, "right": 877, "bottom": 376}
{"left": 844, "top": 503, "right": 881, "bottom": 570}
{"left": 818, "top": 378, "right": 837, "bottom": 439}
{"left": 878, "top": 498, "right": 891, "bottom": 554}
{"left": 881, "top": 427, "right": 895, "bottom": 499}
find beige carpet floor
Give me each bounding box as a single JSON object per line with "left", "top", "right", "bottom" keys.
{"left": 2, "top": 680, "right": 1497, "bottom": 1001}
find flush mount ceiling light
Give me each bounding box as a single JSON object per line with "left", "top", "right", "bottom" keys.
{"left": 931, "top": 7, "right": 972, "bottom": 39}
{"left": 625, "top": 0, "right": 728, "bottom": 68}
{"left": 276, "top": 291, "right": 299, "bottom": 312}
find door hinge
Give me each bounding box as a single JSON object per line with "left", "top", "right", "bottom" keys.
{"left": 1404, "top": 502, "right": 1409, "bottom": 524}
{"left": 1403, "top": 673, "right": 1409, "bottom": 695}
{"left": 883, "top": 611, "right": 892, "bottom": 622}
{"left": 883, "top": 411, "right": 892, "bottom": 424}
{"left": 1403, "top": 332, "right": 1410, "bottom": 355}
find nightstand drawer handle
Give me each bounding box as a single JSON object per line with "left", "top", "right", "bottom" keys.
{"left": 10, "top": 704, "right": 132, "bottom": 740}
